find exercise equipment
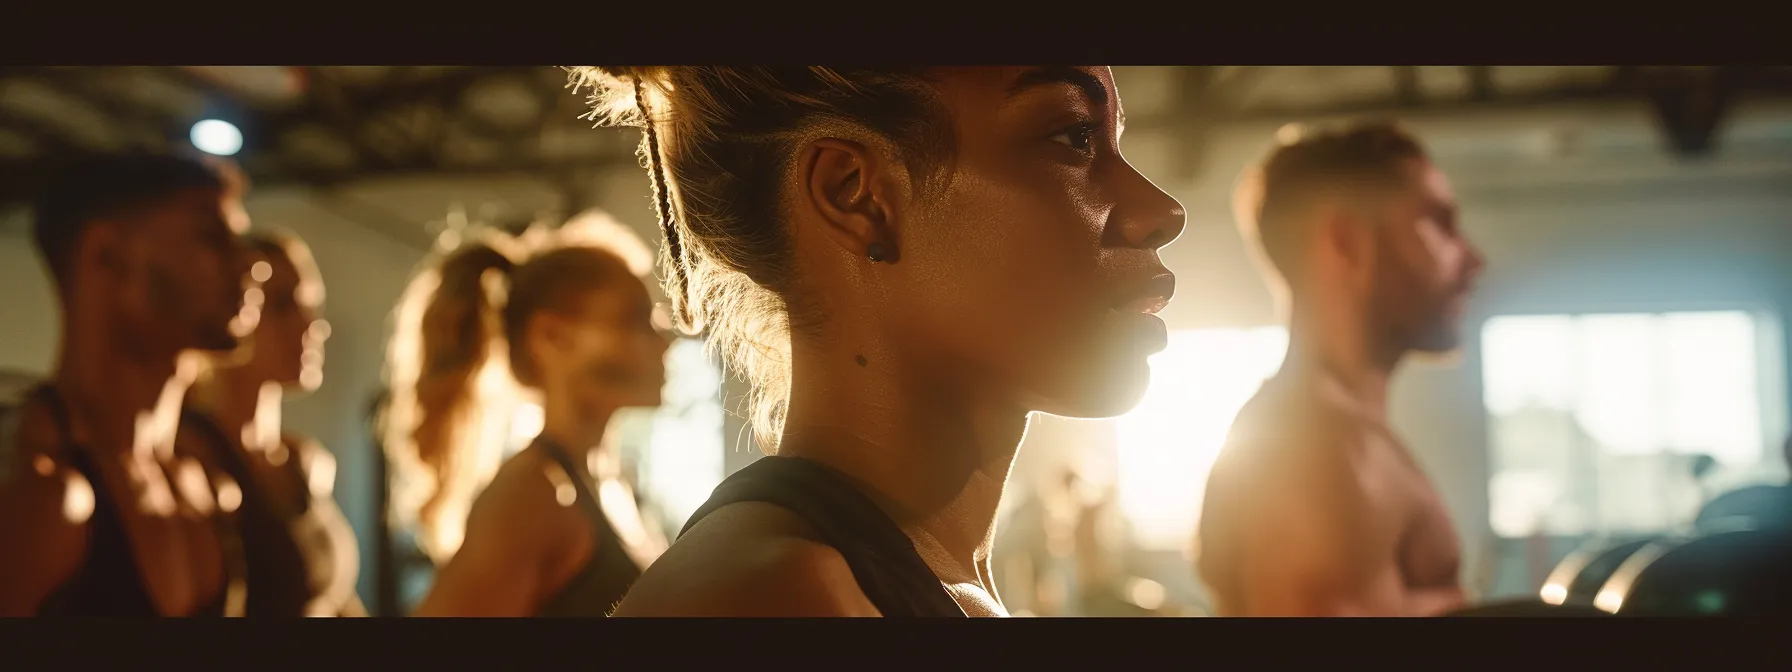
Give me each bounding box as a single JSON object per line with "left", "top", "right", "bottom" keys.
{"left": 1694, "top": 484, "right": 1792, "bottom": 535}
{"left": 1594, "top": 528, "right": 1792, "bottom": 616}
{"left": 1446, "top": 599, "right": 1609, "bottom": 617}
{"left": 1538, "top": 535, "right": 1670, "bottom": 608}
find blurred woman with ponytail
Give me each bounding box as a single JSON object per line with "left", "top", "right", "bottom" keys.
{"left": 179, "top": 230, "right": 365, "bottom": 617}
{"left": 384, "top": 211, "right": 672, "bottom": 617}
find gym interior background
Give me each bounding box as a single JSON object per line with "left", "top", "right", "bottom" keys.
{"left": 0, "top": 66, "right": 1788, "bottom": 616}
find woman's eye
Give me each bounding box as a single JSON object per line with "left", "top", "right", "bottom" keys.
{"left": 1049, "top": 123, "right": 1099, "bottom": 154}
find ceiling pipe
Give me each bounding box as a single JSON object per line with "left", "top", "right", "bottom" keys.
{"left": 182, "top": 66, "right": 308, "bottom": 105}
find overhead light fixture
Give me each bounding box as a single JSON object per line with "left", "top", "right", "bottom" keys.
{"left": 190, "top": 119, "right": 243, "bottom": 156}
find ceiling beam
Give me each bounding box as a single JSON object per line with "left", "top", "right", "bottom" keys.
{"left": 1125, "top": 81, "right": 1792, "bottom": 135}
{"left": 0, "top": 152, "right": 638, "bottom": 208}
{"left": 1467, "top": 66, "right": 1496, "bottom": 102}
{"left": 0, "top": 108, "right": 86, "bottom": 155}
{"left": 265, "top": 66, "right": 516, "bottom": 128}
{"left": 1395, "top": 66, "right": 1423, "bottom": 106}
{"left": 256, "top": 67, "right": 566, "bottom": 173}
{"left": 31, "top": 73, "right": 172, "bottom": 152}
{"left": 1162, "top": 66, "right": 1271, "bottom": 183}
{"left": 1643, "top": 66, "right": 1749, "bottom": 158}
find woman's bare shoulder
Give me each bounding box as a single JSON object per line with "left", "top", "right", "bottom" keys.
{"left": 613, "top": 501, "right": 880, "bottom": 617}
{"left": 465, "top": 450, "right": 588, "bottom": 542}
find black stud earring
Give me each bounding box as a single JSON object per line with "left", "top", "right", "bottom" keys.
{"left": 866, "top": 242, "right": 889, "bottom": 263}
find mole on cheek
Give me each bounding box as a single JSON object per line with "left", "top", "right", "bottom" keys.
{"left": 855, "top": 355, "right": 868, "bottom": 367}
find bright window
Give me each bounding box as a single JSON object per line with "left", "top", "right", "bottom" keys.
{"left": 1115, "top": 327, "right": 1288, "bottom": 550}
{"left": 1483, "top": 310, "right": 1785, "bottom": 538}
{"left": 636, "top": 339, "right": 726, "bottom": 530}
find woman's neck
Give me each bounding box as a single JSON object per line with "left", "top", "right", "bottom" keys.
{"left": 538, "top": 393, "right": 615, "bottom": 476}
{"left": 781, "top": 337, "right": 1027, "bottom": 588}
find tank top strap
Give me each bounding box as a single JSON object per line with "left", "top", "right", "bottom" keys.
{"left": 533, "top": 437, "right": 615, "bottom": 542}
{"left": 680, "top": 456, "right": 965, "bottom": 617}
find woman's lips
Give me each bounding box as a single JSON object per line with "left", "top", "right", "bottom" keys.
{"left": 1115, "top": 295, "right": 1170, "bottom": 315}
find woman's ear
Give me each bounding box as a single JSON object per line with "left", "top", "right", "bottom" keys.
{"left": 795, "top": 137, "right": 903, "bottom": 263}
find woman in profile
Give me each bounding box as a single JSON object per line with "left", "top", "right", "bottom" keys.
{"left": 571, "top": 66, "right": 1185, "bottom": 617}
{"left": 386, "top": 211, "right": 671, "bottom": 617}
{"left": 179, "top": 231, "right": 365, "bottom": 617}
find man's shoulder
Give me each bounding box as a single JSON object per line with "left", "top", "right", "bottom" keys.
{"left": 1225, "top": 378, "right": 1369, "bottom": 456}
{"left": 1210, "top": 377, "right": 1387, "bottom": 515}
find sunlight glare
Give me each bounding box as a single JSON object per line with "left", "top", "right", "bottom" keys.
{"left": 1115, "top": 327, "right": 1287, "bottom": 549}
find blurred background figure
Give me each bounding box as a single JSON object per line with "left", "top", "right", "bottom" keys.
{"left": 998, "top": 467, "right": 1088, "bottom": 617}
{"left": 1197, "top": 121, "right": 1480, "bottom": 617}
{"left": 0, "top": 153, "right": 251, "bottom": 616}
{"left": 1687, "top": 453, "right": 1721, "bottom": 505}
{"left": 998, "top": 463, "right": 1192, "bottom": 617}
{"left": 386, "top": 210, "right": 670, "bottom": 617}
{"left": 178, "top": 230, "right": 365, "bottom": 617}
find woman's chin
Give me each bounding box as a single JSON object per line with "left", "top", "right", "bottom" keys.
{"left": 625, "top": 392, "right": 664, "bottom": 410}
{"left": 1037, "top": 360, "right": 1154, "bottom": 419}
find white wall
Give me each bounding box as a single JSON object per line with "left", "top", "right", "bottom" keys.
{"left": 0, "top": 241, "right": 56, "bottom": 373}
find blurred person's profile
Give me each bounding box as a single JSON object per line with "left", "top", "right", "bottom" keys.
{"left": 389, "top": 210, "right": 672, "bottom": 617}
{"left": 0, "top": 153, "right": 253, "bottom": 616}
{"left": 179, "top": 230, "right": 366, "bottom": 616}
{"left": 1197, "top": 122, "right": 1483, "bottom": 617}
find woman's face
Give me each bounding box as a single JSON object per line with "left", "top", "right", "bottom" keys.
{"left": 877, "top": 66, "right": 1186, "bottom": 417}
{"left": 532, "top": 275, "right": 671, "bottom": 412}
{"left": 247, "top": 245, "right": 328, "bottom": 391}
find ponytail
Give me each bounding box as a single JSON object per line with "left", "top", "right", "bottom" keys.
{"left": 383, "top": 237, "right": 518, "bottom": 563}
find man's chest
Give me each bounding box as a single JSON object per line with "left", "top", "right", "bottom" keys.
{"left": 1358, "top": 438, "right": 1462, "bottom": 587}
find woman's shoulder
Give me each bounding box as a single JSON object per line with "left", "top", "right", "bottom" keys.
{"left": 612, "top": 501, "right": 879, "bottom": 616}
{"left": 463, "top": 450, "right": 592, "bottom": 543}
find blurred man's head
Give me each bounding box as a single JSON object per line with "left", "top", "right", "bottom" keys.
{"left": 1235, "top": 121, "right": 1484, "bottom": 354}
{"left": 33, "top": 154, "right": 251, "bottom": 354}
{"left": 1782, "top": 433, "right": 1791, "bottom": 474}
